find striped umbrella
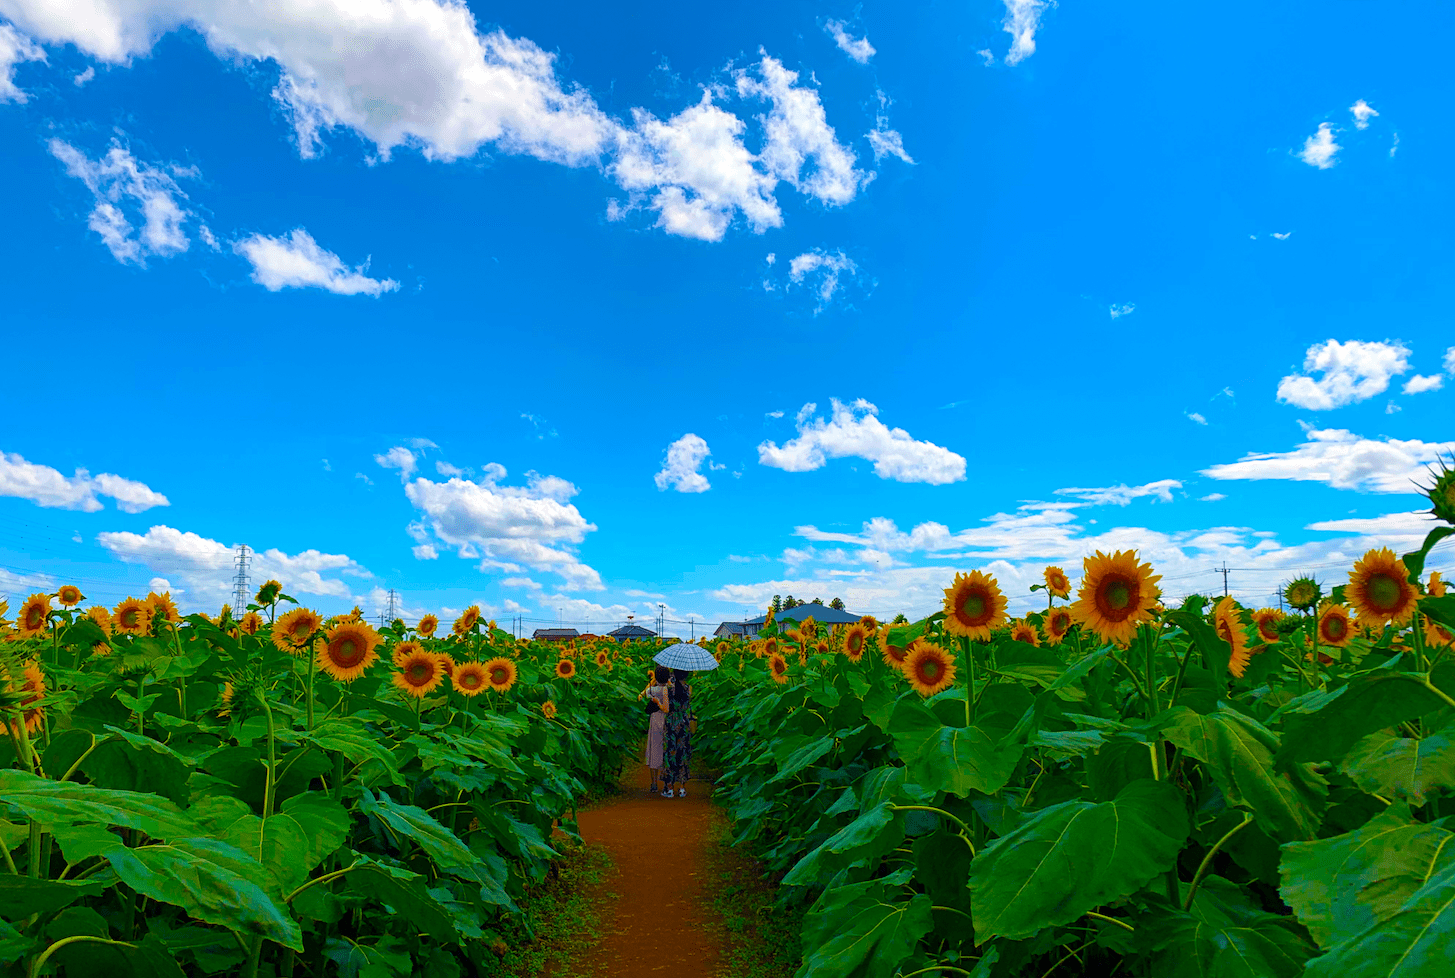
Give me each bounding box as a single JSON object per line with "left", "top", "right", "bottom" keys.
{"left": 652, "top": 642, "right": 720, "bottom": 672}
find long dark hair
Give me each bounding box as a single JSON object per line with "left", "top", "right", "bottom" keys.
{"left": 653, "top": 665, "right": 671, "bottom": 684}
{"left": 671, "top": 668, "right": 691, "bottom": 703}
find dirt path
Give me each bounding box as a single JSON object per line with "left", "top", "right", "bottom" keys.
{"left": 570, "top": 750, "right": 722, "bottom": 977}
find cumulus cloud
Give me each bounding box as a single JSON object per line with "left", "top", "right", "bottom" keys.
{"left": 400, "top": 462, "right": 602, "bottom": 590}
{"left": 1055, "top": 479, "right": 1182, "bottom": 506}
{"left": 47, "top": 139, "right": 198, "bottom": 265}
{"left": 1299, "top": 122, "right": 1340, "bottom": 169}
{"left": 0, "top": 450, "right": 169, "bottom": 513}
{"left": 1350, "top": 99, "right": 1379, "bottom": 130}
{"left": 375, "top": 446, "right": 418, "bottom": 482}
{"left": 1445, "top": 346, "right": 1455, "bottom": 374}
{"left": 1276, "top": 339, "right": 1410, "bottom": 410}
{"left": 235, "top": 229, "right": 398, "bottom": 296}
{"left": 655, "top": 434, "right": 713, "bottom": 493}
{"left": 1002, "top": 0, "right": 1051, "bottom": 66}
{"left": 1403, "top": 374, "right": 1444, "bottom": 394}
{"left": 786, "top": 249, "right": 860, "bottom": 312}
{"left": 1187, "top": 412, "right": 1208, "bottom": 425}
{"left": 1200, "top": 493, "right": 1227, "bottom": 502}
{"left": 97, "top": 524, "right": 369, "bottom": 607}
{"left": 0, "top": 21, "right": 43, "bottom": 102}
{"left": 758, "top": 399, "right": 966, "bottom": 485}
{"left": 823, "top": 19, "right": 875, "bottom": 64}
{"left": 1201, "top": 426, "right": 1455, "bottom": 493}
{"left": 1110, "top": 303, "right": 1135, "bottom": 319}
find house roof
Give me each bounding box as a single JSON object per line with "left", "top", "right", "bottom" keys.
{"left": 727, "top": 605, "right": 863, "bottom": 628}
{"left": 608, "top": 624, "right": 657, "bottom": 637}
{"left": 532, "top": 628, "right": 580, "bottom": 638}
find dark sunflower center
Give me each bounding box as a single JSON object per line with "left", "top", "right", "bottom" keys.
{"left": 333, "top": 638, "right": 363, "bottom": 666}
{"left": 1105, "top": 581, "right": 1131, "bottom": 610}
{"left": 919, "top": 658, "right": 942, "bottom": 681}
{"left": 1366, "top": 574, "right": 1401, "bottom": 610}
{"left": 463, "top": 672, "right": 481, "bottom": 688}
{"left": 961, "top": 592, "right": 986, "bottom": 621}
{"left": 25, "top": 607, "right": 44, "bottom": 627}
{"left": 491, "top": 668, "right": 507, "bottom": 683}
{"left": 1324, "top": 617, "right": 1347, "bottom": 640}
{"left": 406, "top": 662, "right": 430, "bottom": 683}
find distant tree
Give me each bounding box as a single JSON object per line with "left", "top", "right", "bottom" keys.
{"left": 829, "top": 597, "right": 846, "bottom": 611}
{"left": 891, "top": 613, "right": 908, "bottom": 624}
{"left": 810, "top": 597, "right": 823, "bottom": 605}
{"left": 783, "top": 595, "right": 798, "bottom": 609}
{"left": 771, "top": 594, "right": 782, "bottom": 612}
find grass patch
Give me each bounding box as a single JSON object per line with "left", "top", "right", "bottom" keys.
{"left": 488, "top": 839, "right": 616, "bottom": 978}
{"left": 702, "top": 812, "right": 804, "bottom": 978}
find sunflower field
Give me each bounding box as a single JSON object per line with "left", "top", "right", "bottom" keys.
{"left": 0, "top": 588, "right": 648, "bottom": 977}
{"left": 695, "top": 475, "right": 1455, "bottom": 977}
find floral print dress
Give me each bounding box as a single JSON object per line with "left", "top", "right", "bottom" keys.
{"left": 662, "top": 686, "right": 692, "bottom": 787}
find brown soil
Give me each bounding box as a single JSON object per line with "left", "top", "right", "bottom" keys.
{"left": 565, "top": 751, "right": 722, "bottom": 977}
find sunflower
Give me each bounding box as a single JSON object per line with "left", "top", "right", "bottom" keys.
{"left": 146, "top": 591, "right": 180, "bottom": 624}
{"left": 316, "top": 621, "right": 382, "bottom": 682}
{"left": 255, "top": 580, "right": 282, "bottom": 606}
{"left": 555, "top": 658, "right": 577, "bottom": 679}
{"left": 218, "top": 681, "right": 233, "bottom": 717}
{"left": 1010, "top": 620, "right": 1040, "bottom": 647}
{"left": 113, "top": 597, "right": 150, "bottom": 636}
{"left": 842, "top": 624, "right": 868, "bottom": 662}
{"left": 1252, "top": 608, "right": 1285, "bottom": 644}
{"left": 453, "top": 605, "right": 482, "bottom": 637}
{"left": 942, "top": 570, "right": 1008, "bottom": 642}
{"left": 17, "top": 594, "right": 51, "bottom": 638}
{"left": 814, "top": 640, "right": 829, "bottom": 655}
{"left": 392, "top": 650, "right": 444, "bottom": 698}
{"left": 716, "top": 640, "right": 729, "bottom": 655}
{"left": 1424, "top": 615, "right": 1454, "bottom": 649}
{"left": 218, "top": 603, "right": 233, "bottom": 623}
{"left": 453, "top": 661, "right": 488, "bottom": 696}
{"left": 416, "top": 614, "right": 439, "bottom": 638}
{"left": 1347, "top": 548, "right": 1419, "bottom": 626}
{"left": 595, "top": 650, "right": 610, "bottom": 667}
{"left": 1214, "top": 597, "right": 1252, "bottom": 678}
{"left": 483, "top": 657, "right": 517, "bottom": 693}
{"left": 858, "top": 615, "right": 879, "bottom": 630}
{"left": 881, "top": 630, "right": 909, "bottom": 667}
{"left": 1284, "top": 577, "right": 1321, "bottom": 613}
{"left": 1316, "top": 602, "right": 1353, "bottom": 648}
{"left": 392, "top": 639, "right": 423, "bottom": 668}
{"left": 541, "top": 700, "right": 558, "bottom": 720}
{"left": 1043, "top": 607, "right": 1073, "bottom": 646}
{"left": 1429, "top": 571, "right": 1446, "bottom": 598}
{"left": 768, "top": 653, "right": 790, "bottom": 684}
{"left": 273, "top": 608, "right": 323, "bottom": 654}
{"left": 436, "top": 652, "right": 457, "bottom": 679}
{"left": 0, "top": 661, "right": 45, "bottom": 735}
{"left": 903, "top": 639, "right": 956, "bottom": 697}
{"left": 90, "top": 641, "right": 111, "bottom": 659}
{"left": 1071, "top": 551, "right": 1162, "bottom": 647}
{"left": 1043, "top": 566, "right": 1071, "bottom": 599}
{"left": 761, "top": 636, "right": 780, "bottom": 660}
{"left": 1417, "top": 454, "right": 1455, "bottom": 524}
{"left": 56, "top": 584, "right": 84, "bottom": 608}
{"left": 239, "top": 611, "right": 263, "bottom": 635}
{"left": 81, "top": 605, "right": 112, "bottom": 636}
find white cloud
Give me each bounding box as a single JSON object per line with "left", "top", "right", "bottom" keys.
{"left": 1390, "top": 133, "right": 1400, "bottom": 158}
{"left": 411, "top": 544, "right": 439, "bottom": 560}
{"left": 1056, "top": 479, "right": 1182, "bottom": 506}
{"left": 1273, "top": 232, "right": 1293, "bottom": 240}
{"left": 758, "top": 399, "right": 966, "bottom": 485}
{"left": 786, "top": 249, "right": 860, "bottom": 312}
{"left": 48, "top": 139, "right": 195, "bottom": 265}
{"left": 520, "top": 414, "right": 557, "bottom": 439}
{"left": 1350, "top": 99, "right": 1379, "bottom": 130}
{"left": 735, "top": 54, "right": 863, "bottom": 205}
{"left": 375, "top": 446, "right": 417, "bottom": 482}
{"left": 1444, "top": 346, "right": 1455, "bottom": 375}
{"left": 73, "top": 65, "right": 93, "bottom": 86}
{"left": 1110, "top": 303, "right": 1135, "bottom": 319}
{"left": 1276, "top": 339, "right": 1410, "bottom": 410}
{"left": 1403, "top": 374, "right": 1444, "bottom": 394}
{"left": 435, "top": 460, "right": 470, "bottom": 478}
{"left": 766, "top": 410, "right": 785, "bottom": 419}
{"left": 354, "top": 472, "right": 373, "bottom": 486}
{"left": 1299, "top": 122, "right": 1340, "bottom": 169}
{"left": 502, "top": 576, "right": 542, "bottom": 591}
{"left": 1387, "top": 401, "right": 1402, "bottom": 415}
{"left": 0, "top": 22, "right": 43, "bottom": 102}
{"left": 502, "top": 599, "right": 527, "bottom": 614}
{"left": 1002, "top": 0, "right": 1052, "bottom": 66}
{"left": 655, "top": 434, "right": 713, "bottom": 493}
{"left": 148, "top": 576, "right": 173, "bottom": 594}
{"left": 1202, "top": 426, "right": 1455, "bottom": 493}
{"left": 97, "top": 524, "right": 370, "bottom": 608}
{"left": 1200, "top": 493, "right": 1227, "bottom": 501}
{"left": 0, "top": 450, "right": 169, "bottom": 513}
{"left": 402, "top": 465, "right": 602, "bottom": 590}
{"left": 0, "top": 567, "right": 53, "bottom": 601}
{"left": 235, "top": 229, "right": 398, "bottom": 296}
{"left": 866, "top": 89, "right": 913, "bottom": 165}
{"left": 1187, "top": 412, "right": 1208, "bottom": 425}
{"left": 823, "top": 19, "right": 875, "bottom": 64}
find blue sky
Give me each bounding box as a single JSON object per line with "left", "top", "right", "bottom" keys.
{"left": 2, "top": 1, "right": 1453, "bottom": 636}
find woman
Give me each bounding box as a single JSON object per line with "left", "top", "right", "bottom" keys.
{"left": 661, "top": 668, "right": 694, "bottom": 798}
{"left": 640, "top": 666, "right": 671, "bottom": 793}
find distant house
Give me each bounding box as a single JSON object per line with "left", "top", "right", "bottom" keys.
{"left": 607, "top": 624, "right": 657, "bottom": 643}
{"left": 715, "top": 604, "right": 862, "bottom": 640}
{"left": 532, "top": 628, "right": 580, "bottom": 642}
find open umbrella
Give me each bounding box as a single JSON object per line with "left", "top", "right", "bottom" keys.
{"left": 652, "top": 642, "right": 719, "bottom": 672}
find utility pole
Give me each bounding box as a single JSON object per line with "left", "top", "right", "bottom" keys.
{"left": 657, "top": 603, "right": 666, "bottom": 639}
{"left": 690, "top": 617, "right": 694, "bottom": 641}
{"left": 231, "top": 544, "right": 251, "bottom": 614}
{"left": 384, "top": 588, "right": 400, "bottom": 622}
{"left": 1215, "top": 562, "right": 1231, "bottom": 597}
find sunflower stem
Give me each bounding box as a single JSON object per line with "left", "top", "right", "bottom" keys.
{"left": 962, "top": 638, "right": 975, "bottom": 726}
{"left": 1166, "top": 635, "right": 1196, "bottom": 711}
{"left": 1184, "top": 814, "right": 1253, "bottom": 910}
{"left": 259, "top": 690, "right": 277, "bottom": 820}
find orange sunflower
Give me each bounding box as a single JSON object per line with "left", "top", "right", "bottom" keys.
{"left": 881, "top": 629, "right": 909, "bottom": 667}
{"left": 436, "top": 652, "right": 457, "bottom": 679}
{"left": 1347, "top": 548, "right": 1419, "bottom": 626}
{"left": 17, "top": 594, "right": 51, "bottom": 638}
{"left": 392, "top": 650, "right": 444, "bottom": 698}
{"left": 858, "top": 615, "right": 879, "bottom": 630}
{"left": 1424, "top": 615, "right": 1454, "bottom": 649}
{"left": 903, "top": 639, "right": 956, "bottom": 697}
{"left": 1071, "top": 550, "right": 1162, "bottom": 647}
{"left": 0, "top": 660, "right": 46, "bottom": 735}
{"left": 814, "top": 640, "right": 829, "bottom": 655}
{"left": 1214, "top": 597, "right": 1252, "bottom": 678}
{"left": 416, "top": 614, "right": 439, "bottom": 637}
{"left": 1043, "top": 566, "right": 1071, "bottom": 599}
{"left": 56, "top": 584, "right": 84, "bottom": 608}
{"left": 798, "top": 617, "right": 818, "bottom": 642}
{"left": 273, "top": 608, "right": 323, "bottom": 654}
{"left": 86, "top": 606, "right": 112, "bottom": 636}
{"left": 316, "top": 621, "right": 382, "bottom": 682}
{"left": 542, "top": 700, "right": 558, "bottom": 720}
{"left": 1428, "top": 571, "right": 1446, "bottom": 598}
{"left": 392, "top": 639, "right": 424, "bottom": 668}
{"left": 761, "top": 636, "right": 780, "bottom": 660}
{"left": 595, "top": 650, "right": 610, "bottom": 667}
{"left": 255, "top": 580, "right": 283, "bottom": 605}
{"left": 1252, "top": 608, "right": 1285, "bottom": 644}
{"left": 1316, "top": 602, "right": 1354, "bottom": 648}
{"left": 113, "top": 597, "right": 150, "bottom": 636}
{"left": 842, "top": 623, "right": 869, "bottom": 662}
{"left": 1010, "top": 620, "right": 1040, "bottom": 646}
{"left": 452, "top": 605, "right": 482, "bottom": 638}
{"left": 942, "top": 571, "right": 1008, "bottom": 642}
{"left": 146, "top": 591, "right": 180, "bottom": 624}
{"left": 768, "top": 653, "right": 790, "bottom": 684}
{"left": 716, "top": 640, "right": 730, "bottom": 656}
{"left": 1043, "top": 607, "right": 1073, "bottom": 646}
{"left": 453, "top": 661, "right": 488, "bottom": 696}
{"left": 555, "top": 658, "right": 577, "bottom": 679}
{"left": 239, "top": 611, "right": 263, "bottom": 635}
{"left": 483, "top": 657, "right": 517, "bottom": 693}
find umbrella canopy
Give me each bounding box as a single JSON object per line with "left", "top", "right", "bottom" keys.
{"left": 652, "top": 643, "right": 719, "bottom": 672}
